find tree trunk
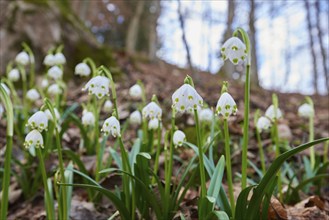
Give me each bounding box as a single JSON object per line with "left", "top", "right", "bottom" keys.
{"left": 177, "top": 0, "right": 193, "bottom": 71}
{"left": 125, "top": 1, "right": 145, "bottom": 55}
{"left": 304, "top": 0, "right": 319, "bottom": 94}
{"left": 249, "top": 0, "right": 259, "bottom": 87}
{"left": 315, "top": 1, "right": 329, "bottom": 93}
{"left": 148, "top": 0, "right": 161, "bottom": 61}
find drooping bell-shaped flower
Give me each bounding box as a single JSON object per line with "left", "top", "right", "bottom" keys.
{"left": 82, "top": 111, "right": 95, "bottom": 126}
{"left": 102, "top": 116, "right": 121, "bottom": 137}
{"left": 129, "top": 110, "right": 142, "bottom": 125}
{"left": 8, "top": 68, "right": 20, "bottom": 82}
{"left": 82, "top": 75, "right": 110, "bottom": 99}
{"left": 41, "top": 79, "right": 49, "bottom": 89}
{"left": 298, "top": 103, "right": 314, "bottom": 118}
{"left": 148, "top": 118, "right": 160, "bottom": 130}
{"left": 256, "top": 116, "right": 271, "bottom": 132}
{"left": 172, "top": 84, "right": 203, "bottom": 113}
{"left": 173, "top": 130, "right": 186, "bottom": 147}
{"left": 54, "top": 53, "right": 66, "bottom": 65}
{"left": 75, "top": 63, "right": 91, "bottom": 77}
{"left": 1, "top": 83, "right": 11, "bottom": 95}
{"left": 43, "top": 54, "right": 56, "bottom": 66}
{"left": 45, "top": 108, "right": 60, "bottom": 121}
{"left": 265, "top": 105, "right": 282, "bottom": 121}
{"left": 27, "top": 111, "right": 48, "bottom": 132}
{"left": 15, "top": 51, "right": 30, "bottom": 65}
{"left": 142, "top": 102, "right": 162, "bottom": 120}
{"left": 24, "top": 130, "right": 44, "bottom": 149}
{"left": 199, "top": 108, "right": 214, "bottom": 123}
{"left": 26, "top": 89, "right": 40, "bottom": 102}
{"left": 103, "top": 100, "right": 113, "bottom": 112}
{"left": 221, "top": 37, "right": 247, "bottom": 65}
{"left": 216, "top": 92, "right": 237, "bottom": 118}
{"left": 129, "top": 84, "right": 142, "bottom": 100}
{"left": 48, "top": 66, "right": 63, "bottom": 80}
{"left": 47, "top": 84, "right": 61, "bottom": 95}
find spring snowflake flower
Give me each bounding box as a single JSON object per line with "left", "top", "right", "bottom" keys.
{"left": 75, "top": 63, "right": 91, "bottom": 76}
{"left": 256, "top": 116, "right": 271, "bottom": 132}
{"left": 199, "top": 108, "right": 214, "bottom": 123}
{"left": 221, "top": 37, "right": 247, "bottom": 65}
{"left": 142, "top": 102, "right": 162, "bottom": 120}
{"left": 43, "top": 54, "right": 56, "bottom": 66}
{"left": 1, "top": 83, "right": 10, "bottom": 95}
{"left": 82, "top": 75, "right": 110, "bottom": 99}
{"left": 8, "top": 69, "right": 20, "bottom": 82}
{"left": 41, "top": 79, "right": 49, "bottom": 89}
{"left": 298, "top": 103, "right": 314, "bottom": 118}
{"left": 48, "top": 66, "right": 63, "bottom": 80}
{"left": 54, "top": 53, "right": 66, "bottom": 65}
{"left": 47, "top": 84, "right": 61, "bottom": 95}
{"left": 129, "top": 110, "right": 142, "bottom": 125}
{"left": 24, "top": 130, "right": 44, "bottom": 149}
{"left": 82, "top": 111, "right": 95, "bottom": 126}
{"left": 15, "top": 51, "right": 30, "bottom": 65}
{"left": 216, "top": 92, "right": 237, "bottom": 118}
{"left": 102, "top": 116, "right": 121, "bottom": 137}
{"left": 129, "top": 84, "right": 142, "bottom": 99}
{"left": 26, "top": 89, "right": 40, "bottom": 102}
{"left": 45, "top": 108, "right": 60, "bottom": 121}
{"left": 265, "top": 105, "right": 282, "bottom": 121}
{"left": 148, "top": 118, "right": 160, "bottom": 130}
{"left": 173, "top": 130, "right": 186, "bottom": 147}
{"left": 27, "top": 111, "right": 48, "bottom": 132}
{"left": 172, "top": 84, "right": 203, "bottom": 113}
{"left": 0, "top": 104, "right": 3, "bottom": 119}
{"left": 103, "top": 100, "right": 113, "bottom": 112}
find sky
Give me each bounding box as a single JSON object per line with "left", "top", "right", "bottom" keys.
{"left": 157, "top": 1, "right": 329, "bottom": 95}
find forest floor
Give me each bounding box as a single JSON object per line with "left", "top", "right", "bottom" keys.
{"left": 3, "top": 52, "right": 329, "bottom": 219}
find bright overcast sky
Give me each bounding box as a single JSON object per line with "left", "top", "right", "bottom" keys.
{"left": 157, "top": 1, "right": 329, "bottom": 95}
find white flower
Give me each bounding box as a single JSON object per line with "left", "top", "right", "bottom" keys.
{"left": 24, "top": 130, "right": 44, "bottom": 149}
{"left": 8, "top": 69, "right": 20, "bottom": 82}
{"left": 26, "top": 89, "right": 40, "bottom": 102}
{"left": 265, "top": 105, "right": 282, "bottom": 121}
{"left": 1, "top": 83, "right": 10, "bottom": 95}
{"left": 75, "top": 63, "right": 91, "bottom": 76}
{"left": 142, "top": 102, "right": 162, "bottom": 120}
{"left": 47, "top": 84, "right": 61, "bottom": 95}
{"left": 54, "top": 53, "right": 66, "bottom": 65}
{"left": 173, "top": 130, "right": 186, "bottom": 147}
{"left": 43, "top": 54, "right": 56, "bottom": 66}
{"left": 82, "top": 75, "right": 110, "bottom": 99}
{"left": 216, "top": 92, "right": 237, "bottom": 118}
{"left": 256, "top": 116, "right": 271, "bottom": 132}
{"left": 0, "top": 104, "right": 4, "bottom": 119}
{"left": 27, "top": 111, "right": 48, "bottom": 132}
{"left": 172, "top": 84, "right": 203, "bottom": 113}
{"left": 129, "top": 84, "right": 142, "bottom": 99}
{"left": 45, "top": 108, "right": 60, "bottom": 121}
{"left": 15, "top": 51, "right": 30, "bottom": 65}
{"left": 102, "top": 116, "right": 121, "bottom": 137}
{"left": 41, "top": 79, "right": 49, "bottom": 89}
{"left": 103, "top": 100, "right": 113, "bottom": 112}
{"left": 199, "top": 108, "right": 214, "bottom": 123}
{"left": 148, "top": 118, "right": 160, "bottom": 130}
{"left": 48, "top": 66, "right": 63, "bottom": 80}
{"left": 298, "top": 103, "right": 314, "bottom": 118}
{"left": 82, "top": 111, "right": 95, "bottom": 126}
{"left": 129, "top": 110, "right": 142, "bottom": 125}
{"left": 221, "top": 37, "right": 247, "bottom": 65}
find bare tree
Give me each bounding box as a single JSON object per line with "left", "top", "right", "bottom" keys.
{"left": 177, "top": 0, "right": 193, "bottom": 71}
{"left": 126, "top": 1, "right": 145, "bottom": 55}
{"left": 148, "top": 0, "right": 161, "bottom": 61}
{"left": 315, "top": 1, "right": 329, "bottom": 92}
{"left": 249, "top": 0, "right": 259, "bottom": 86}
{"left": 304, "top": 0, "right": 319, "bottom": 94}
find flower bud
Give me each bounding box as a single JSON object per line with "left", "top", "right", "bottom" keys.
{"left": 47, "top": 84, "right": 61, "bottom": 96}
{"left": 256, "top": 116, "right": 271, "bottom": 132}
{"left": 142, "top": 102, "right": 162, "bottom": 120}
{"left": 148, "top": 118, "right": 160, "bottom": 130}
{"left": 199, "top": 108, "right": 213, "bottom": 123}
{"left": 129, "top": 110, "right": 142, "bottom": 125}
{"left": 173, "top": 130, "right": 186, "bottom": 147}
{"left": 26, "top": 89, "right": 40, "bottom": 102}
{"left": 221, "top": 37, "right": 247, "bottom": 65}
{"left": 216, "top": 92, "right": 237, "bottom": 118}
{"left": 265, "top": 105, "right": 282, "bottom": 121}
{"left": 8, "top": 69, "right": 20, "bottom": 82}
{"left": 54, "top": 53, "right": 66, "bottom": 65}
{"left": 24, "top": 130, "right": 44, "bottom": 149}
{"left": 43, "top": 54, "right": 56, "bottom": 66}
{"left": 75, "top": 63, "right": 91, "bottom": 77}
{"left": 129, "top": 84, "right": 142, "bottom": 99}
{"left": 172, "top": 84, "right": 203, "bottom": 113}
{"left": 103, "top": 100, "right": 113, "bottom": 112}
{"left": 41, "top": 79, "right": 49, "bottom": 89}
{"left": 102, "top": 116, "right": 120, "bottom": 137}
{"left": 48, "top": 66, "right": 63, "bottom": 80}
{"left": 0, "top": 104, "right": 4, "bottom": 119}
{"left": 82, "top": 111, "right": 95, "bottom": 126}
{"left": 27, "top": 111, "right": 48, "bottom": 132}
{"left": 298, "top": 103, "right": 314, "bottom": 118}
{"left": 15, "top": 51, "right": 30, "bottom": 65}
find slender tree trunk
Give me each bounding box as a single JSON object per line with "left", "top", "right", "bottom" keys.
{"left": 249, "top": 0, "right": 259, "bottom": 87}
{"left": 304, "top": 0, "right": 319, "bottom": 94}
{"left": 148, "top": 0, "right": 160, "bottom": 61}
{"left": 177, "top": 0, "right": 193, "bottom": 71}
{"left": 315, "top": 1, "right": 329, "bottom": 93}
{"left": 126, "top": 1, "right": 145, "bottom": 55}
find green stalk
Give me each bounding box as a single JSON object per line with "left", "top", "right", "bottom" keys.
{"left": 223, "top": 119, "right": 235, "bottom": 217}
{"left": 22, "top": 42, "right": 35, "bottom": 88}
{"left": 37, "top": 148, "right": 55, "bottom": 220}
{"left": 194, "top": 109, "right": 206, "bottom": 198}
{"left": 94, "top": 99, "right": 101, "bottom": 182}
{"left": 152, "top": 122, "right": 162, "bottom": 184}
{"left": 100, "top": 66, "right": 119, "bottom": 118}
{"left": 83, "top": 57, "right": 97, "bottom": 77}
{"left": 309, "top": 115, "right": 315, "bottom": 169}
{"left": 0, "top": 83, "right": 14, "bottom": 220}
{"left": 273, "top": 119, "right": 282, "bottom": 202}
{"left": 324, "top": 141, "right": 328, "bottom": 163}
{"left": 17, "top": 65, "right": 28, "bottom": 121}
{"left": 256, "top": 128, "right": 266, "bottom": 174}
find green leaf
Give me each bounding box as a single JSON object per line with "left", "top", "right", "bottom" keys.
{"left": 235, "top": 185, "right": 255, "bottom": 220}
{"left": 261, "top": 176, "right": 278, "bottom": 220}
{"left": 109, "top": 148, "right": 122, "bottom": 170}
{"left": 208, "top": 210, "right": 230, "bottom": 220}
{"left": 207, "top": 156, "right": 225, "bottom": 199}
{"left": 198, "top": 196, "right": 216, "bottom": 219}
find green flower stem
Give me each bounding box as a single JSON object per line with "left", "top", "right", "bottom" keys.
{"left": 94, "top": 99, "right": 101, "bottom": 182}
{"left": 36, "top": 148, "right": 55, "bottom": 220}
{"left": 194, "top": 109, "right": 206, "bottom": 198}
{"left": 17, "top": 65, "right": 28, "bottom": 120}
{"left": 152, "top": 122, "right": 162, "bottom": 184}
{"left": 234, "top": 28, "right": 251, "bottom": 190}
{"left": 273, "top": 119, "right": 283, "bottom": 202}
{"left": 324, "top": 141, "right": 328, "bottom": 163}
{"left": 223, "top": 119, "right": 235, "bottom": 216}
{"left": 83, "top": 57, "right": 97, "bottom": 77}
{"left": 309, "top": 115, "right": 315, "bottom": 169}
{"left": 0, "top": 83, "right": 14, "bottom": 220}
{"left": 100, "top": 66, "right": 119, "bottom": 118}
{"left": 256, "top": 128, "right": 266, "bottom": 174}
{"left": 22, "top": 43, "right": 35, "bottom": 88}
